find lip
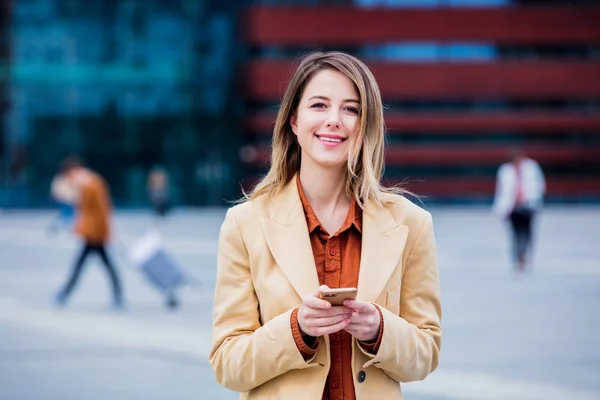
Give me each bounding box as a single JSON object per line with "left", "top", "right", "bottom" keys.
{"left": 316, "top": 133, "right": 347, "bottom": 140}
{"left": 314, "top": 133, "right": 347, "bottom": 148}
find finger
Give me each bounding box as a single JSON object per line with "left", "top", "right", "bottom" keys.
{"left": 312, "top": 317, "right": 351, "bottom": 336}
{"left": 344, "top": 324, "right": 379, "bottom": 342}
{"left": 305, "top": 307, "right": 352, "bottom": 322}
{"left": 313, "top": 285, "right": 330, "bottom": 297}
{"left": 345, "top": 321, "right": 366, "bottom": 329}
{"left": 303, "top": 295, "right": 332, "bottom": 310}
{"left": 343, "top": 325, "right": 359, "bottom": 335}
{"left": 317, "top": 307, "right": 353, "bottom": 319}
{"left": 303, "top": 286, "right": 332, "bottom": 309}
{"left": 309, "top": 313, "right": 352, "bottom": 328}
{"left": 346, "top": 314, "right": 379, "bottom": 329}
{"left": 311, "top": 306, "right": 352, "bottom": 317}
{"left": 343, "top": 299, "right": 374, "bottom": 312}
{"left": 347, "top": 312, "right": 362, "bottom": 324}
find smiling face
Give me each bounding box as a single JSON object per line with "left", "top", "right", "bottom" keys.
{"left": 290, "top": 68, "right": 360, "bottom": 172}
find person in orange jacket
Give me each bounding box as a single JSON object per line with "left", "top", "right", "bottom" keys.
{"left": 54, "top": 156, "right": 123, "bottom": 309}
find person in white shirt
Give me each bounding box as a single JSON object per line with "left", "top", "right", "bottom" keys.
{"left": 492, "top": 150, "right": 546, "bottom": 272}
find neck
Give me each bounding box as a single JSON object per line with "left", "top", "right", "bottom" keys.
{"left": 299, "top": 165, "right": 350, "bottom": 216}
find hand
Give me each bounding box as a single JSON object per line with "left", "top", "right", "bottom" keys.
{"left": 342, "top": 300, "right": 381, "bottom": 342}
{"left": 297, "top": 285, "right": 353, "bottom": 337}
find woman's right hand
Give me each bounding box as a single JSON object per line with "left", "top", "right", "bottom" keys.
{"left": 297, "top": 285, "right": 353, "bottom": 337}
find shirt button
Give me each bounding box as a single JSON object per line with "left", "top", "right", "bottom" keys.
{"left": 331, "top": 381, "right": 339, "bottom": 388}
{"left": 357, "top": 370, "right": 366, "bottom": 383}
{"left": 329, "top": 249, "right": 336, "bottom": 256}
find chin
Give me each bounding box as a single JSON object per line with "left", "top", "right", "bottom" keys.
{"left": 314, "top": 158, "right": 347, "bottom": 170}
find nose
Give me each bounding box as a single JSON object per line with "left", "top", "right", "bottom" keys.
{"left": 325, "top": 110, "right": 341, "bottom": 129}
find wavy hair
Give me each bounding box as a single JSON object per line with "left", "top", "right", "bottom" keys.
{"left": 245, "top": 51, "right": 409, "bottom": 208}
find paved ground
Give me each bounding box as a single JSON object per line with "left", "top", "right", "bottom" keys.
{"left": 0, "top": 206, "right": 598, "bottom": 400}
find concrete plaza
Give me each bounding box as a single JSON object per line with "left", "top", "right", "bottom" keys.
{"left": 0, "top": 206, "right": 598, "bottom": 399}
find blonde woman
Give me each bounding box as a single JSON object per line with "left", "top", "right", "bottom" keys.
{"left": 210, "top": 51, "right": 442, "bottom": 399}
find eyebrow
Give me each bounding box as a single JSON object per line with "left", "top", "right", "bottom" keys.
{"left": 308, "top": 95, "right": 359, "bottom": 103}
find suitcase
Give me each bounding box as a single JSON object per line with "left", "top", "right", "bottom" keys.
{"left": 127, "top": 229, "right": 184, "bottom": 309}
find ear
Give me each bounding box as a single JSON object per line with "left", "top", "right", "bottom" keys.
{"left": 290, "top": 114, "right": 298, "bottom": 136}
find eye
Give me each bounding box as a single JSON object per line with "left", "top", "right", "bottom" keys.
{"left": 345, "top": 106, "right": 359, "bottom": 114}
{"left": 310, "top": 102, "right": 327, "bottom": 109}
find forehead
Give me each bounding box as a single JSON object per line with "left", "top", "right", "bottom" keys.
{"left": 302, "top": 68, "right": 358, "bottom": 100}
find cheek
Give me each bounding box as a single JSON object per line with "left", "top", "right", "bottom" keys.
{"left": 343, "top": 115, "right": 358, "bottom": 133}
{"left": 296, "top": 110, "right": 323, "bottom": 134}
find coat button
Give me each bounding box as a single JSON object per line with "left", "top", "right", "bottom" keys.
{"left": 357, "top": 370, "right": 366, "bottom": 383}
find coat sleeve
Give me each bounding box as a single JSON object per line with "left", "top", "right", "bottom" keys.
{"left": 358, "top": 212, "right": 442, "bottom": 383}
{"left": 209, "top": 207, "right": 318, "bottom": 393}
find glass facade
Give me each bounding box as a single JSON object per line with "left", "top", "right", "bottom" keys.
{"left": 1, "top": 0, "right": 243, "bottom": 207}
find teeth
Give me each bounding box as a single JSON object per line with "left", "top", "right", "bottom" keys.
{"left": 319, "top": 137, "right": 342, "bottom": 143}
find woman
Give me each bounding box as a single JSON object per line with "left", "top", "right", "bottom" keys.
{"left": 210, "top": 51, "right": 442, "bottom": 399}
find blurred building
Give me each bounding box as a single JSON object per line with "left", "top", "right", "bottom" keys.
{"left": 242, "top": 0, "right": 600, "bottom": 203}
{"left": 1, "top": 0, "right": 241, "bottom": 207}
{"left": 1, "top": 0, "right": 599, "bottom": 207}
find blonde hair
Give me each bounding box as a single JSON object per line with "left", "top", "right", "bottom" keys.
{"left": 246, "top": 51, "right": 409, "bottom": 208}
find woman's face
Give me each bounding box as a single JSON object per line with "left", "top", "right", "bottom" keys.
{"left": 290, "top": 68, "right": 359, "bottom": 171}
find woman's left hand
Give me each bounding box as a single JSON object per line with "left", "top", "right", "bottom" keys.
{"left": 342, "top": 299, "right": 381, "bottom": 342}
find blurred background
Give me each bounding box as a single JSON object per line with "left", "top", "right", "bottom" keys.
{"left": 0, "top": 0, "right": 599, "bottom": 399}
{"left": 1, "top": 0, "right": 599, "bottom": 208}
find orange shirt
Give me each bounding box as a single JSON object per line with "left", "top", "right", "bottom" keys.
{"left": 290, "top": 177, "right": 383, "bottom": 400}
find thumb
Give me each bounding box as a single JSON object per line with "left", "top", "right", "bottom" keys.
{"left": 313, "top": 285, "right": 330, "bottom": 298}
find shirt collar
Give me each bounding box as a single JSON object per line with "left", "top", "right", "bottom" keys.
{"left": 296, "top": 175, "right": 362, "bottom": 234}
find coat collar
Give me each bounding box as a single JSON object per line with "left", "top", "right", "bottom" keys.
{"left": 260, "top": 177, "right": 408, "bottom": 302}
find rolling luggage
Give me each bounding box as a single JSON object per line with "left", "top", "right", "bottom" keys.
{"left": 126, "top": 229, "right": 184, "bottom": 309}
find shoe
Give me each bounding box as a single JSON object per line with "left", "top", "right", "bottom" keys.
{"left": 54, "top": 293, "right": 67, "bottom": 308}
{"left": 111, "top": 298, "right": 125, "bottom": 311}
{"left": 165, "top": 293, "right": 179, "bottom": 310}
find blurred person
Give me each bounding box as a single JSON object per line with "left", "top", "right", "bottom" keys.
{"left": 47, "top": 172, "right": 78, "bottom": 234}
{"left": 493, "top": 149, "right": 546, "bottom": 272}
{"left": 54, "top": 156, "right": 124, "bottom": 309}
{"left": 147, "top": 166, "right": 171, "bottom": 219}
{"left": 210, "top": 52, "right": 442, "bottom": 399}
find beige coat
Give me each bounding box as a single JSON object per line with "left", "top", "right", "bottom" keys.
{"left": 210, "top": 179, "right": 442, "bottom": 399}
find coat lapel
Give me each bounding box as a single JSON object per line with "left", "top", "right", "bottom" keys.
{"left": 261, "top": 180, "right": 320, "bottom": 299}
{"left": 357, "top": 200, "right": 409, "bottom": 302}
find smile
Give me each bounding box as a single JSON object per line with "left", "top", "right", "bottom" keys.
{"left": 315, "top": 134, "right": 347, "bottom": 145}
{"left": 320, "top": 137, "right": 342, "bottom": 143}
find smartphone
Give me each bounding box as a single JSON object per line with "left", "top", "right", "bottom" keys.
{"left": 320, "top": 288, "right": 358, "bottom": 306}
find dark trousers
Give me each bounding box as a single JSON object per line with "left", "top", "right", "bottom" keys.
{"left": 59, "top": 243, "right": 123, "bottom": 303}
{"left": 508, "top": 209, "right": 534, "bottom": 263}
